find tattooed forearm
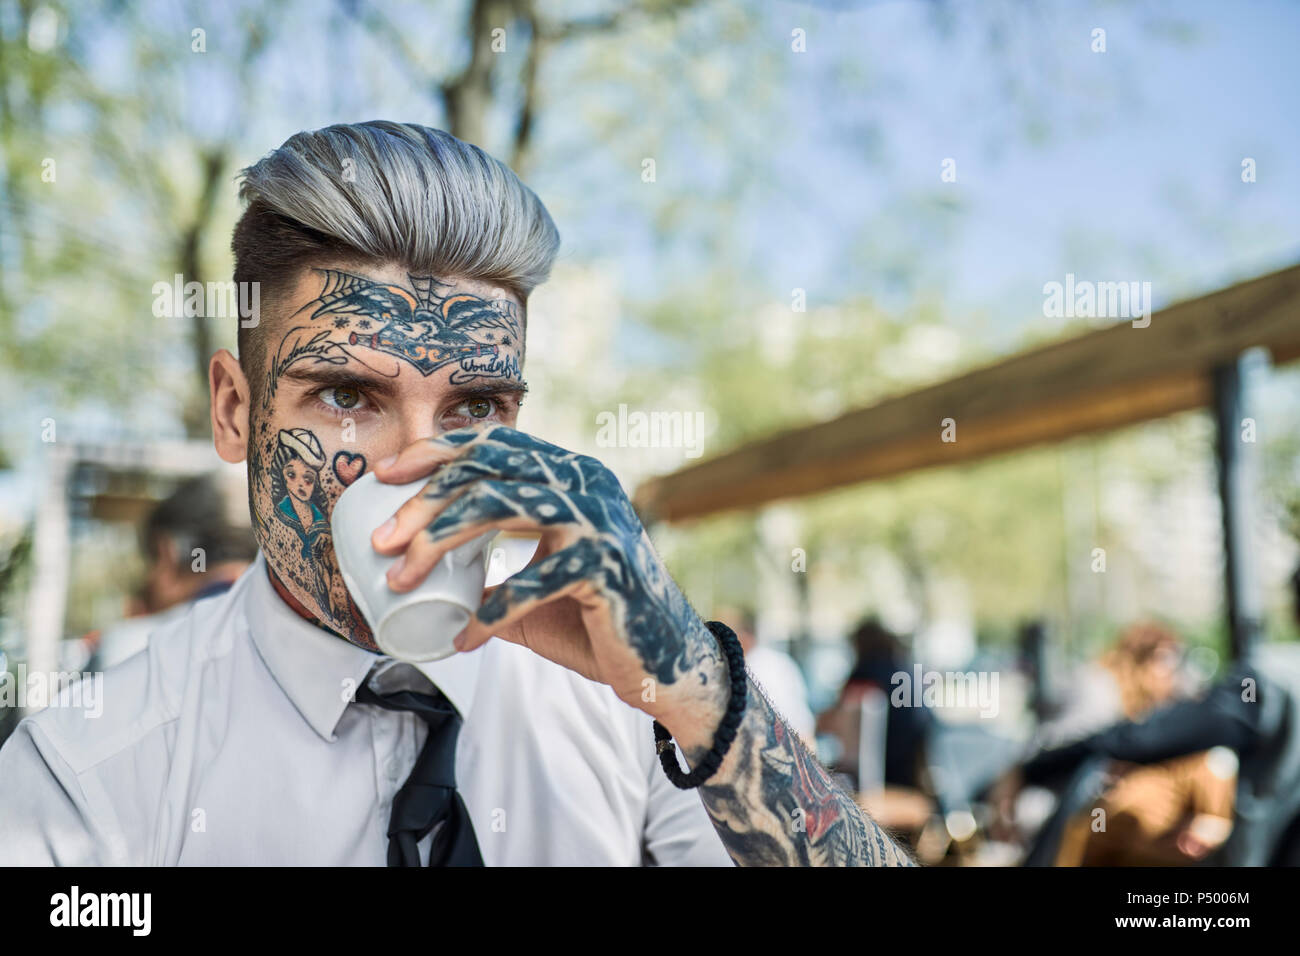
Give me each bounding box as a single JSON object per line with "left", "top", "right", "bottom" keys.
{"left": 686, "top": 674, "right": 917, "bottom": 867}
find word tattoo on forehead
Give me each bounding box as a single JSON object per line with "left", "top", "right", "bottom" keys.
{"left": 263, "top": 268, "right": 524, "bottom": 406}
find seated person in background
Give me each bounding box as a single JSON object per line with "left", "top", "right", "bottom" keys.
{"left": 1001, "top": 614, "right": 1300, "bottom": 866}
{"left": 1059, "top": 746, "right": 1236, "bottom": 866}
{"left": 91, "top": 475, "right": 258, "bottom": 671}
{"left": 1032, "top": 620, "right": 1188, "bottom": 751}
{"left": 816, "top": 617, "right": 931, "bottom": 791}
{"left": 1025, "top": 621, "right": 1235, "bottom": 865}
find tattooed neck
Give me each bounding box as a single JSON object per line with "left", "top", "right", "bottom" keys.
{"left": 265, "top": 562, "right": 371, "bottom": 647}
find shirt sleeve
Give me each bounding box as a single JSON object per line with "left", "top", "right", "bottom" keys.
{"left": 638, "top": 714, "right": 735, "bottom": 866}
{"left": 0, "top": 718, "right": 107, "bottom": 866}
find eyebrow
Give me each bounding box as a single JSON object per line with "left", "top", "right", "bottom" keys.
{"left": 279, "top": 367, "right": 529, "bottom": 401}
{"left": 281, "top": 367, "right": 400, "bottom": 397}
{"left": 445, "top": 378, "right": 530, "bottom": 401}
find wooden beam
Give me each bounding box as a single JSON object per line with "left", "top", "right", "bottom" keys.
{"left": 635, "top": 263, "right": 1300, "bottom": 524}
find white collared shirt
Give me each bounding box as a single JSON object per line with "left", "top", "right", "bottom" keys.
{"left": 0, "top": 555, "right": 733, "bottom": 866}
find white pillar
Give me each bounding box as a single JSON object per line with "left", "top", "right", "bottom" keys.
{"left": 23, "top": 444, "right": 71, "bottom": 715}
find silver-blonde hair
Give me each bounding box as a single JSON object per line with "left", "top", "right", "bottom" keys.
{"left": 236, "top": 121, "right": 560, "bottom": 298}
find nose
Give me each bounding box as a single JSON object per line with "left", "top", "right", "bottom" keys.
{"left": 396, "top": 400, "right": 441, "bottom": 448}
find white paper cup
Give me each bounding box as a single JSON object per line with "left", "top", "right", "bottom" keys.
{"left": 331, "top": 471, "right": 497, "bottom": 662}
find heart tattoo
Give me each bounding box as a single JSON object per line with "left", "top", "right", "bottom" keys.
{"left": 332, "top": 452, "right": 367, "bottom": 488}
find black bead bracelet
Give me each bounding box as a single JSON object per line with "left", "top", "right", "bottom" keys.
{"left": 652, "top": 620, "right": 748, "bottom": 789}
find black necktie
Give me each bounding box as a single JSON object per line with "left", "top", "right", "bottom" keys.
{"left": 354, "top": 678, "right": 484, "bottom": 867}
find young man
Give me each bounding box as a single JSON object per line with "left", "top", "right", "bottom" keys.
{"left": 0, "top": 122, "right": 913, "bottom": 866}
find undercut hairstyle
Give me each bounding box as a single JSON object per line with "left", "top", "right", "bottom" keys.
{"left": 231, "top": 121, "right": 561, "bottom": 403}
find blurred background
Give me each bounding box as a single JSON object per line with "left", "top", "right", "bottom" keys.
{"left": 1, "top": 0, "right": 1299, "bottom": 865}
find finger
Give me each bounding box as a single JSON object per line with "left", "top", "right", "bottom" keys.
{"left": 372, "top": 425, "right": 487, "bottom": 484}
{"left": 378, "top": 423, "right": 594, "bottom": 486}
{"left": 371, "top": 433, "right": 584, "bottom": 554}
{"left": 372, "top": 461, "right": 550, "bottom": 555}
{"left": 422, "top": 441, "right": 584, "bottom": 496}
{"left": 456, "top": 538, "right": 606, "bottom": 651}
{"left": 454, "top": 581, "right": 583, "bottom": 653}
{"left": 387, "top": 480, "right": 581, "bottom": 591}
{"left": 383, "top": 427, "right": 585, "bottom": 492}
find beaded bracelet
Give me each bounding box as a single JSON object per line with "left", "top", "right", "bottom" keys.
{"left": 652, "top": 620, "right": 748, "bottom": 789}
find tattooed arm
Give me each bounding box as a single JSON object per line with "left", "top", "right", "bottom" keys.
{"left": 372, "top": 424, "right": 916, "bottom": 867}
{"left": 666, "top": 621, "right": 916, "bottom": 866}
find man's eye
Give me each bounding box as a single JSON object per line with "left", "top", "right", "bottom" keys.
{"left": 460, "top": 398, "right": 497, "bottom": 419}
{"left": 319, "top": 386, "right": 363, "bottom": 410}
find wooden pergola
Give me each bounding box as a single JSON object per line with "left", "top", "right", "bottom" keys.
{"left": 634, "top": 262, "right": 1300, "bottom": 659}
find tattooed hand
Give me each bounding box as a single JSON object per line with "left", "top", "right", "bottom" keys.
{"left": 372, "top": 423, "right": 916, "bottom": 867}
{"left": 371, "top": 424, "right": 725, "bottom": 725}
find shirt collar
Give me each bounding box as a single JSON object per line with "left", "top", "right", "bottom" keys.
{"left": 243, "top": 553, "right": 483, "bottom": 742}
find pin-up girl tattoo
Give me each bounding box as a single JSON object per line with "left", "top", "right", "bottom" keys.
{"left": 270, "top": 428, "right": 335, "bottom": 611}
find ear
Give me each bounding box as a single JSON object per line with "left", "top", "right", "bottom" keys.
{"left": 210, "top": 349, "right": 251, "bottom": 464}
{"left": 155, "top": 534, "right": 179, "bottom": 571}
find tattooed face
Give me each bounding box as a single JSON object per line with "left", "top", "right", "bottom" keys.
{"left": 283, "top": 459, "right": 316, "bottom": 502}
{"left": 246, "top": 262, "right": 528, "bottom": 649}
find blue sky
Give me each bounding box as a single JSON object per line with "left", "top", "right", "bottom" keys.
{"left": 765, "top": 0, "right": 1300, "bottom": 343}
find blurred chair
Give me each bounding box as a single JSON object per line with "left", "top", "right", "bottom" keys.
{"left": 852, "top": 686, "right": 934, "bottom": 839}
{"left": 1023, "top": 755, "right": 1112, "bottom": 867}
{"left": 856, "top": 686, "right": 888, "bottom": 795}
